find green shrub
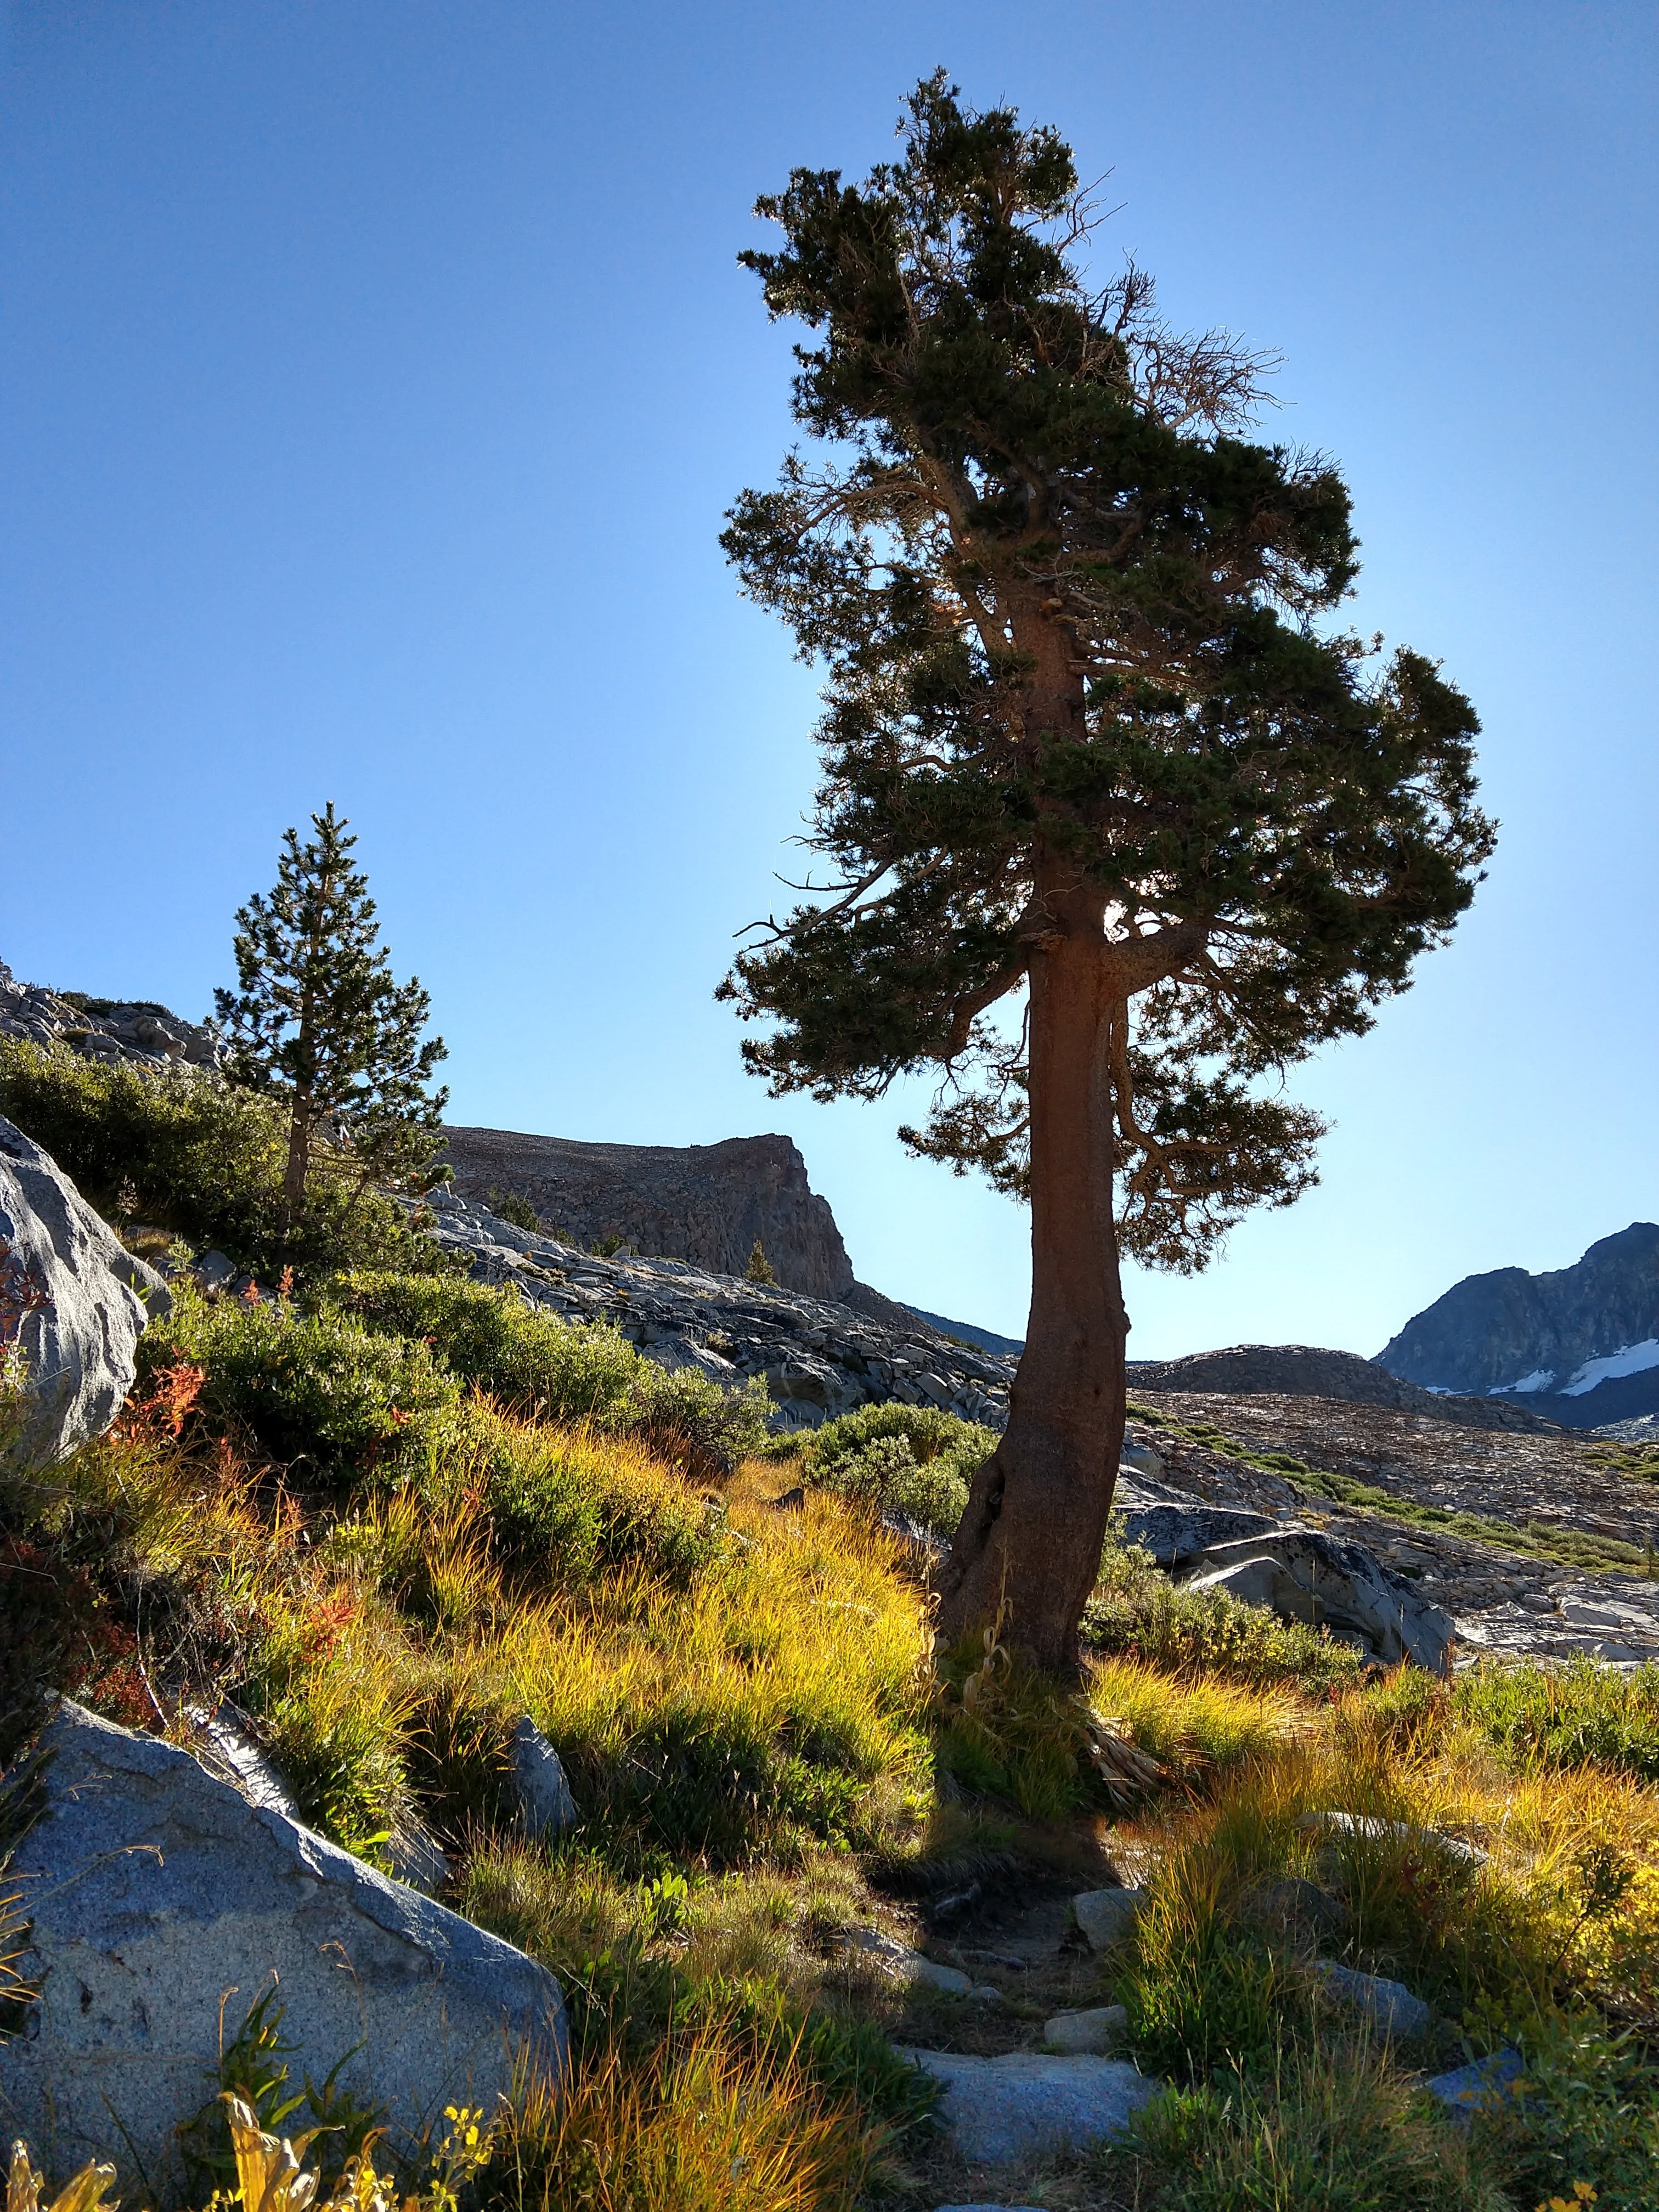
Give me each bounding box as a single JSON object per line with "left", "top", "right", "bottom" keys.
{"left": 789, "top": 1403, "right": 996, "bottom": 1539}
{"left": 328, "top": 1272, "right": 772, "bottom": 1474}
{"left": 1084, "top": 1538, "right": 1369, "bottom": 1696}
{"left": 240, "top": 1599, "right": 414, "bottom": 1855}
{"left": 486, "top": 1187, "right": 540, "bottom": 1232}
{"left": 0, "top": 1038, "right": 431, "bottom": 1280}
{"left": 1454, "top": 1657, "right": 1659, "bottom": 1784}
{"left": 146, "top": 1283, "right": 460, "bottom": 1485}
{"left": 1123, "top": 1864, "right": 1309, "bottom": 2083}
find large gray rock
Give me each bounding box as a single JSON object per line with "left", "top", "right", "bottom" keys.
{"left": 1181, "top": 1526, "right": 1454, "bottom": 1671}
{"left": 1424, "top": 2048, "right": 1524, "bottom": 2123}
{"left": 901, "top": 2048, "right": 1160, "bottom": 2163}
{"left": 0, "top": 1115, "right": 170, "bottom": 1469}
{"left": 1042, "top": 2004, "right": 1129, "bottom": 2054}
{"left": 1113, "top": 1499, "right": 1279, "bottom": 1567}
{"left": 0, "top": 1701, "right": 565, "bottom": 2198}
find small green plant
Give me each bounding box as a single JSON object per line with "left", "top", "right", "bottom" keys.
{"left": 744, "top": 1239, "right": 778, "bottom": 1286}
{"left": 145, "top": 1281, "right": 461, "bottom": 1485}
{"left": 178, "top": 1984, "right": 385, "bottom": 2201}
{"left": 486, "top": 1188, "right": 541, "bottom": 1233}
{"left": 1478, "top": 2013, "right": 1659, "bottom": 2208}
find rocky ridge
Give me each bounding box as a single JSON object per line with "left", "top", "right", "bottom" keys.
{"left": 1120, "top": 1392, "right": 1659, "bottom": 1667}
{"left": 0, "top": 962, "right": 226, "bottom": 1070}
{"left": 1125, "top": 1342, "right": 1557, "bottom": 1435}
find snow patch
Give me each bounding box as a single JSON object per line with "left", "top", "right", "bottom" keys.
{"left": 1561, "top": 1339, "right": 1659, "bottom": 1398}
{"left": 1491, "top": 1369, "right": 1556, "bottom": 1396}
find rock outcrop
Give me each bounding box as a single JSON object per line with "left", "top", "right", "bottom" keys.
{"left": 1125, "top": 1342, "right": 1558, "bottom": 1435}
{"left": 1378, "top": 1223, "right": 1659, "bottom": 1429}
{"left": 420, "top": 1186, "right": 1014, "bottom": 1431}
{"left": 439, "top": 1127, "right": 855, "bottom": 1301}
{"left": 0, "top": 962, "right": 225, "bottom": 1070}
{"left": 1, "top": 1115, "right": 170, "bottom": 1469}
{"left": 1180, "top": 1525, "right": 1455, "bottom": 1671}
{"left": 0, "top": 1700, "right": 566, "bottom": 2198}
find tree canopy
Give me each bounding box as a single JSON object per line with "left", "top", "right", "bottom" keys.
{"left": 722, "top": 76, "right": 1494, "bottom": 1663}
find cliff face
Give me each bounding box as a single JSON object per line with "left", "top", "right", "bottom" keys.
{"left": 1377, "top": 1223, "right": 1659, "bottom": 1426}
{"left": 439, "top": 1128, "right": 855, "bottom": 1302}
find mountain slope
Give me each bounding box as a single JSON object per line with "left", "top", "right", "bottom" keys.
{"left": 1378, "top": 1222, "right": 1659, "bottom": 1429}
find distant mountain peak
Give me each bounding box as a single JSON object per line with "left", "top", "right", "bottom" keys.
{"left": 1377, "top": 1222, "right": 1659, "bottom": 1429}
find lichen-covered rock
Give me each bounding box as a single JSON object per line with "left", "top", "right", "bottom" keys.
{"left": 0, "top": 1701, "right": 565, "bottom": 2199}
{"left": 0, "top": 1115, "right": 170, "bottom": 1469}
{"left": 1042, "top": 2004, "right": 1129, "bottom": 2053}
{"left": 1309, "top": 1960, "right": 1430, "bottom": 2038}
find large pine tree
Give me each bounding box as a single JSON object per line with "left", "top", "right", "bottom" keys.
{"left": 719, "top": 77, "right": 1495, "bottom": 1667}
{"left": 216, "top": 805, "right": 449, "bottom": 1242}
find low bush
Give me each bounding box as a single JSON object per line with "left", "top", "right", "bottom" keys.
{"left": 241, "top": 1590, "right": 416, "bottom": 1856}
{"left": 476, "top": 1420, "right": 718, "bottom": 1589}
{"left": 329, "top": 1272, "right": 773, "bottom": 1476}
{"left": 144, "top": 1283, "right": 461, "bottom": 1486}
{"left": 1477, "top": 2011, "right": 1659, "bottom": 2208}
{"left": 0, "top": 1037, "right": 430, "bottom": 1280}
{"left": 784, "top": 1402, "right": 996, "bottom": 1540}
{"left": 1085, "top": 1536, "right": 1369, "bottom": 1696}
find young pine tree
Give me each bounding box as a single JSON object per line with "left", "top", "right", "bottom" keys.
{"left": 719, "top": 78, "right": 1496, "bottom": 1668}
{"left": 216, "top": 805, "right": 449, "bottom": 1242}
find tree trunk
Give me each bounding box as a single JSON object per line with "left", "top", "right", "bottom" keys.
{"left": 281, "top": 1090, "right": 312, "bottom": 1242}
{"left": 934, "top": 878, "right": 1128, "bottom": 1673}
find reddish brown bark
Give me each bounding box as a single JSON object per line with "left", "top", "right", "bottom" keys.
{"left": 933, "top": 868, "right": 1130, "bottom": 1672}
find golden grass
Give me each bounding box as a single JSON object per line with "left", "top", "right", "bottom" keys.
{"left": 1087, "top": 1654, "right": 1307, "bottom": 1778}
{"left": 498, "top": 2026, "right": 868, "bottom": 2212}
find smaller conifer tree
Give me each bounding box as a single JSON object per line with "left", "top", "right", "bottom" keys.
{"left": 216, "top": 805, "right": 449, "bottom": 1240}
{"left": 746, "top": 1238, "right": 779, "bottom": 1286}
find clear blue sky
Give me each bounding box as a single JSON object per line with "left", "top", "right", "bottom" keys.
{"left": 3, "top": 2, "right": 1655, "bottom": 1353}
